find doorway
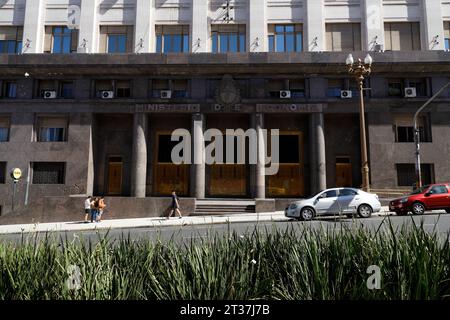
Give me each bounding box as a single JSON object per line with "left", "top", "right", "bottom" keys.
{"left": 335, "top": 156, "right": 352, "bottom": 187}
{"left": 107, "top": 156, "right": 123, "bottom": 195}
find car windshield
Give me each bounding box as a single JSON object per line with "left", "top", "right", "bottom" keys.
{"left": 410, "top": 185, "right": 429, "bottom": 195}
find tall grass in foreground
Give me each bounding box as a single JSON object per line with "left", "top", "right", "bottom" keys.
{"left": 0, "top": 221, "right": 450, "bottom": 300}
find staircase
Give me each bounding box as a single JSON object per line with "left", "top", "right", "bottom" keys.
{"left": 193, "top": 199, "right": 256, "bottom": 216}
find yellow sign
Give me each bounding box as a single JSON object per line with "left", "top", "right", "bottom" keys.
{"left": 11, "top": 168, "right": 22, "bottom": 180}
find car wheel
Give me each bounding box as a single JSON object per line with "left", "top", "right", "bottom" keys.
{"left": 300, "top": 207, "right": 315, "bottom": 221}
{"left": 357, "top": 204, "right": 373, "bottom": 218}
{"left": 396, "top": 211, "right": 408, "bottom": 216}
{"left": 411, "top": 202, "right": 425, "bottom": 215}
{"left": 446, "top": 209, "right": 450, "bottom": 214}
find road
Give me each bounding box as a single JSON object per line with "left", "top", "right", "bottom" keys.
{"left": 1, "top": 213, "right": 449, "bottom": 245}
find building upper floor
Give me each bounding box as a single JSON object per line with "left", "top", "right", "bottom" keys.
{"left": 1, "top": 0, "right": 450, "bottom": 54}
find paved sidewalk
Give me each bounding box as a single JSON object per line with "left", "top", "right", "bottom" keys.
{"left": 0, "top": 207, "right": 393, "bottom": 235}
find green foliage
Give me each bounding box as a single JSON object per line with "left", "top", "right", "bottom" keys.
{"left": 0, "top": 220, "right": 449, "bottom": 300}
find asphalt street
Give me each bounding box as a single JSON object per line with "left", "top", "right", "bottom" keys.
{"left": 1, "top": 212, "right": 449, "bottom": 245}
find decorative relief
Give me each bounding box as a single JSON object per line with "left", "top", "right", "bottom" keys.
{"left": 214, "top": 74, "right": 241, "bottom": 107}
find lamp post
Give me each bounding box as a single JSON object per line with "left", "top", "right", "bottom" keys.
{"left": 346, "top": 53, "right": 373, "bottom": 192}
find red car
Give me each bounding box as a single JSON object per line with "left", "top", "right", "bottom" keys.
{"left": 389, "top": 183, "right": 450, "bottom": 215}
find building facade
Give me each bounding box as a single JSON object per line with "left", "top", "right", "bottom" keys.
{"left": 1, "top": 0, "right": 450, "bottom": 215}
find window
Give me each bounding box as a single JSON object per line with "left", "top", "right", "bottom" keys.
{"left": 59, "top": 81, "right": 74, "bottom": 99}
{"left": 151, "top": 79, "right": 189, "bottom": 98}
{"left": 339, "top": 189, "right": 358, "bottom": 197}
{"left": 327, "top": 78, "right": 361, "bottom": 97}
{"left": 267, "top": 79, "right": 285, "bottom": 98}
{"left": 38, "top": 79, "right": 56, "bottom": 98}
{"left": 325, "top": 23, "right": 361, "bottom": 51}
{"left": 44, "top": 26, "right": 78, "bottom": 53}
{"left": 384, "top": 22, "right": 421, "bottom": 51}
{"left": 37, "top": 116, "right": 68, "bottom": 142}
{"left": 211, "top": 24, "right": 246, "bottom": 53}
{"left": 393, "top": 114, "right": 431, "bottom": 143}
{"left": 95, "top": 80, "right": 131, "bottom": 98}
{"left": 0, "top": 26, "right": 23, "bottom": 53}
{"left": 0, "top": 162, "right": 5, "bottom": 183}
{"left": 99, "top": 26, "right": 133, "bottom": 53}
{"left": 0, "top": 117, "right": 10, "bottom": 142}
{"left": 445, "top": 22, "right": 450, "bottom": 50}
{"left": 429, "top": 185, "right": 448, "bottom": 194}
{"left": 388, "top": 78, "right": 428, "bottom": 97}
{"left": 1, "top": 81, "right": 17, "bottom": 98}
{"left": 156, "top": 25, "right": 189, "bottom": 53}
{"left": 268, "top": 24, "right": 303, "bottom": 52}
{"left": 396, "top": 164, "right": 434, "bottom": 187}
{"left": 32, "top": 162, "right": 65, "bottom": 184}
{"left": 320, "top": 190, "right": 338, "bottom": 198}
{"left": 289, "top": 79, "right": 306, "bottom": 98}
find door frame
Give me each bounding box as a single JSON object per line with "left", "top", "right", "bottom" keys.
{"left": 105, "top": 155, "right": 123, "bottom": 196}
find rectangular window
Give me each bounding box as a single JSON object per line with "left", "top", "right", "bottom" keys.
{"left": 0, "top": 26, "right": 23, "bottom": 54}
{"left": 289, "top": 79, "right": 306, "bottom": 98}
{"left": 211, "top": 25, "right": 246, "bottom": 53}
{"left": 388, "top": 78, "right": 428, "bottom": 97}
{"left": 38, "top": 79, "right": 56, "bottom": 98}
{"left": 32, "top": 162, "right": 65, "bottom": 184}
{"left": 0, "top": 117, "right": 10, "bottom": 142}
{"left": 388, "top": 78, "right": 403, "bottom": 97}
{"left": 268, "top": 24, "right": 303, "bottom": 52}
{"left": 396, "top": 163, "right": 434, "bottom": 187}
{"left": 444, "top": 22, "right": 450, "bottom": 50}
{"left": 393, "top": 114, "right": 431, "bottom": 143}
{"left": 384, "top": 22, "right": 421, "bottom": 51}
{"left": 44, "top": 26, "right": 78, "bottom": 54}
{"left": 1, "top": 81, "right": 17, "bottom": 98}
{"left": 172, "top": 79, "right": 189, "bottom": 98}
{"left": 267, "top": 79, "right": 285, "bottom": 98}
{"left": 325, "top": 23, "right": 361, "bottom": 51}
{"left": 115, "top": 80, "right": 131, "bottom": 98}
{"left": 99, "top": 26, "right": 133, "bottom": 53}
{"left": 59, "top": 81, "right": 74, "bottom": 99}
{"left": 156, "top": 25, "right": 190, "bottom": 53}
{"left": 37, "top": 116, "right": 68, "bottom": 142}
{"left": 327, "top": 79, "right": 344, "bottom": 97}
{"left": 0, "top": 162, "right": 5, "bottom": 184}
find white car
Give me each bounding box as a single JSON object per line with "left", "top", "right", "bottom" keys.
{"left": 284, "top": 188, "right": 381, "bottom": 221}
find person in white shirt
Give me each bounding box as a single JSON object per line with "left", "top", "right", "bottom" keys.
{"left": 84, "top": 196, "right": 92, "bottom": 223}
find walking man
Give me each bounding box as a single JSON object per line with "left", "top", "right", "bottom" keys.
{"left": 168, "top": 190, "right": 182, "bottom": 219}
{"left": 84, "top": 196, "right": 91, "bottom": 223}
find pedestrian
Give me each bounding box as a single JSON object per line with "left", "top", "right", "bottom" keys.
{"left": 90, "top": 197, "right": 99, "bottom": 223}
{"left": 168, "top": 190, "right": 182, "bottom": 219}
{"left": 84, "top": 196, "right": 91, "bottom": 223}
{"left": 96, "top": 196, "right": 106, "bottom": 222}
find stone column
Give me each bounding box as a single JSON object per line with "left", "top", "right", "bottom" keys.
{"left": 252, "top": 113, "right": 265, "bottom": 199}
{"left": 191, "top": 113, "right": 205, "bottom": 198}
{"left": 78, "top": 0, "right": 99, "bottom": 53}
{"left": 249, "top": 0, "right": 266, "bottom": 52}
{"left": 362, "top": 0, "right": 384, "bottom": 51}
{"left": 422, "top": 0, "right": 445, "bottom": 50}
{"left": 86, "top": 113, "right": 95, "bottom": 196}
{"left": 191, "top": 0, "right": 208, "bottom": 52}
{"left": 131, "top": 113, "right": 148, "bottom": 197}
{"left": 305, "top": 0, "right": 324, "bottom": 52}
{"left": 309, "top": 113, "right": 326, "bottom": 194}
{"left": 22, "top": 0, "right": 46, "bottom": 53}
{"left": 135, "top": 0, "right": 153, "bottom": 53}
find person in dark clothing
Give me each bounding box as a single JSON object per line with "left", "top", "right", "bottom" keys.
{"left": 168, "top": 190, "right": 182, "bottom": 219}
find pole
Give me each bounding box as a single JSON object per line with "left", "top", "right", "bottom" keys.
{"left": 413, "top": 81, "right": 450, "bottom": 188}
{"left": 12, "top": 180, "right": 17, "bottom": 211}
{"left": 358, "top": 76, "right": 370, "bottom": 192}
{"left": 24, "top": 174, "right": 30, "bottom": 206}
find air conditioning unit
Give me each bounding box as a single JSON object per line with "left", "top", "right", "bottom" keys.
{"left": 160, "top": 90, "right": 172, "bottom": 99}
{"left": 100, "top": 91, "right": 114, "bottom": 99}
{"left": 340, "top": 90, "right": 352, "bottom": 99}
{"left": 373, "top": 44, "right": 383, "bottom": 52}
{"left": 280, "top": 90, "right": 291, "bottom": 99}
{"left": 404, "top": 87, "right": 417, "bottom": 98}
{"left": 43, "top": 90, "right": 57, "bottom": 99}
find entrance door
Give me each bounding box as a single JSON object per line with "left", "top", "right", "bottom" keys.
{"left": 107, "top": 156, "right": 123, "bottom": 195}
{"left": 154, "top": 133, "right": 189, "bottom": 196}
{"left": 335, "top": 157, "right": 352, "bottom": 187}
{"left": 267, "top": 131, "right": 304, "bottom": 197}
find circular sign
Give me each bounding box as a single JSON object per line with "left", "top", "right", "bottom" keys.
{"left": 11, "top": 168, "right": 22, "bottom": 180}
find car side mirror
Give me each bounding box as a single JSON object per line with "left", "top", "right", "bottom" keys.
{"left": 425, "top": 192, "right": 431, "bottom": 197}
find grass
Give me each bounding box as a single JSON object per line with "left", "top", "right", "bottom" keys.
{"left": 0, "top": 220, "right": 450, "bottom": 300}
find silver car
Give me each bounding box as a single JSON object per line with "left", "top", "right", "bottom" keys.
{"left": 284, "top": 188, "right": 381, "bottom": 221}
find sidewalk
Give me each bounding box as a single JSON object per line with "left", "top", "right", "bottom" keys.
{"left": 0, "top": 207, "right": 393, "bottom": 235}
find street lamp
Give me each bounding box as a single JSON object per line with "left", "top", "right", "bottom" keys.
{"left": 346, "top": 53, "right": 372, "bottom": 192}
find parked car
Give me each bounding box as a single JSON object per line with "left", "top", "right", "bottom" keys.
{"left": 389, "top": 183, "right": 450, "bottom": 215}
{"left": 284, "top": 188, "right": 381, "bottom": 221}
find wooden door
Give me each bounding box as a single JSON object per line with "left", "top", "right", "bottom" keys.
{"left": 107, "top": 160, "right": 123, "bottom": 195}
{"left": 336, "top": 157, "right": 352, "bottom": 187}
{"left": 209, "top": 164, "right": 247, "bottom": 196}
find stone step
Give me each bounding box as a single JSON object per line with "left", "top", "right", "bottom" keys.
{"left": 196, "top": 200, "right": 255, "bottom": 206}
{"left": 194, "top": 199, "right": 256, "bottom": 216}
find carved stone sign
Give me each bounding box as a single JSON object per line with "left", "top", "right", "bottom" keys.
{"left": 133, "top": 104, "right": 200, "bottom": 113}
{"left": 256, "top": 104, "right": 324, "bottom": 113}
{"left": 215, "top": 74, "right": 241, "bottom": 107}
